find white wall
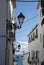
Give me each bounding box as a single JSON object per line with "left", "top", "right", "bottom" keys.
{"left": 0, "top": 0, "right": 7, "bottom": 65}
{"left": 23, "top": 53, "right": 29, "bottom": 65}
{"left": 28, "top": 21, "right": 44, "bottom": 65}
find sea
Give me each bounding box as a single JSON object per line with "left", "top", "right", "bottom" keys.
{"left": 15, "top": 55, "right": 23, "bottom": 65}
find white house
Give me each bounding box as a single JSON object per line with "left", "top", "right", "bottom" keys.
{"left": 0, "top": 0, "right": 16, "bottom": 65}
{"left": 23, "top": 53, "right": 29, "bottom": 65}
{"left": 28, "top": 1, "right": 44, "bottom": 65}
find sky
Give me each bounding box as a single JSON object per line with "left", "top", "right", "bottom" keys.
{"left": 14, "top": 1, "right": 39, "bottom": 42}
{"left": 13, "top": 1, "right": 39, "bottom": 53}
{"left": 15, "top": 41, "right": 28, "bottom": 55}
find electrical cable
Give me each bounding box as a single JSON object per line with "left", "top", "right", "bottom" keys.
{"left": 16, "top": 14, "right": 38, "bottom": 32}
{"left": 25, "top": 14, "right": 38, "bottom": 23}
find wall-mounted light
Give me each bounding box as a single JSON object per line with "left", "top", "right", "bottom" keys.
{"left": 17, "top": 12, "right": 25, "bottom": 29}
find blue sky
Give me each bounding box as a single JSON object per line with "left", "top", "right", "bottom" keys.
{"left": 14, "top": 2, "right": 39, "bottom": 42}
{"left": 15, "top": 41, "right": 28, "bottom": 55}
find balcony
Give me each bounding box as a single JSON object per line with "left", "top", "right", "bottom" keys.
{"left": 28, "top": 58, "right": 39, "bottom": 64}
{"left": 10, "top": 31, "right": 15, "bottom": 37}
{"left": 7, "top": 17, "right": 16, "bottom": 30}
{"left": 7, "top": 31, "right": 15, "bottom": 41}
{"left": 28, "top": 52, "right": 39, "bottom": 64}
{"left": 32, "top": 58, "right": 39, "bottom": 63}
{"left": 6, "top": 20, "right": 12, "bottom": 30}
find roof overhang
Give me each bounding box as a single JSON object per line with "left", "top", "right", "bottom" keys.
{"left": 11, "top": 0, "right": 16, "bottom": 8}
{"left": 37, "top": 0, "right": 41, "bottom": 9}
{"left": 28, "top": 24, "right": 38, "bottom": 36}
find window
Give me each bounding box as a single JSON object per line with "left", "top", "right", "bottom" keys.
{"left": 28, "top": 36, "right": 33, "bottom": 43}
{"left": 32, "top": 51, "right": 35, "bottom": 60}
{"left": 31, "top": 35, "right": 32, "bottom": 41}
{"left": 40, "top": 7, "right": 42, "bottom": 17}
{"left": 28, "top": 37, "right": 31, "bottom": 43}
{"left": 33, "top": 33, "right": 35, "bottom": 38}
{"left": 27, "top": 52, "right": 30, "bottom": 63}
{"left": 32, "top": 33, "right": 35, "bottom": 40}
{"left": 7, "top": 20, "right": 12, "bottom": 30}
{"left": 41, "top": 1, "right": 44, "bottom": 15}
{"left": 36, "top": 51, "right": 39, "bottom": 58}
{"left": 35, "top": 28, "right": 38, "bottom": 38}
{"left": 40, "top": 34, "right": 41, "bottom": 42}
{"left": 41, "top": 18, "right": 44, "bottom": 25}
{"left": 28, "top": 37, "right": 29, "bottom": 43}
{"left": 42, "top": 7, "right": 44, "bottom": 16}
{"left": 43, "top": 35, "right": 44, "bottom": 48}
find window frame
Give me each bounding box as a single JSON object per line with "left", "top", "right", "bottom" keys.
{"left": 43, "top": 35, "right": 44, "bottom": 48}
{"left": 35, "top": 28, "right": 38, "bottom": 38}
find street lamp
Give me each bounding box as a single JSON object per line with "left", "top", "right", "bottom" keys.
{"left": 14, "top": 12, "right": 25, "bottom": 51}
{"left": 14, "top": 12, "right": 25, "bottom": 53}
{"left": 16, "top": 12, "right": 25, "bottom": 29}
{"left": 14, "top": 42, "right": 21, "bottom": 52}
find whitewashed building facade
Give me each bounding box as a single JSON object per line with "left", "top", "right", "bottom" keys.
{"left": 28, "top": 1, "right": 44, "bottom": 65}
{"left": 23, "top": 53, "right": 29, "bottom": 65}
{"left": 0, "top": 0, "right": 16, "bottom": 65}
